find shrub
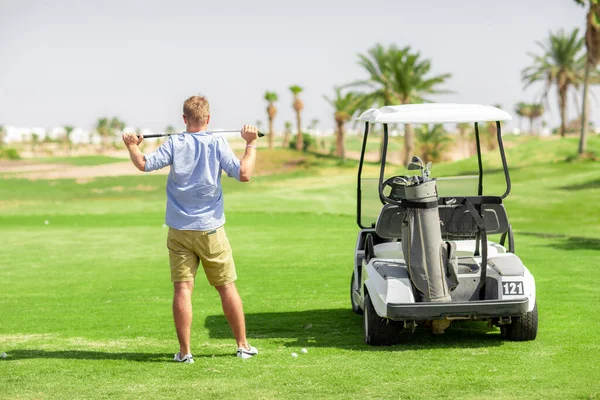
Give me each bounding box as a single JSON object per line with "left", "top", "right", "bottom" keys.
{"left": 289, "top": 133, "right": 314, "bottom": 152}
{"left": 0, "top": 148, "right": 21, "bottom": 160}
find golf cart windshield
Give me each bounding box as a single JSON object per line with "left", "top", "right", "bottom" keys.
{"left": 360, "top": 168, "right": 479, "bottom": 228}
{"left": 356, "top": 104, "right": 512, "bottom": 229}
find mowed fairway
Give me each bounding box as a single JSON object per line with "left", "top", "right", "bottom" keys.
{"left": 1, "top": 138, "right": 599, "bottom": 399}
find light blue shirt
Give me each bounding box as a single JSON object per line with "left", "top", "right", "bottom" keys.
{"left": 144, "top": 132, "right": 241, "bottom": 231}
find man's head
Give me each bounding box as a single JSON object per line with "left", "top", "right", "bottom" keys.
{"left": 183, "top": 95, "right": 210, "bottom": 130}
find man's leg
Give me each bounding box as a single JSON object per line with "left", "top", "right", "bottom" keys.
{"left": 173, "top": 281, "right": 194, "bottom": 355}
{"left": 215, "top": 282, "right": 249, "bottom": 349}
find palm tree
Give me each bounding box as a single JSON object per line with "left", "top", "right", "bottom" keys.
{"left": 64, "top": 125, "right": 74, "bottom": 156}
{"left": 283, "top": 121, "right": 292, "bottom": 148}
{"left": 96, "top": 118, "right": 109, "bottom": 153}
{"left": 110, "top": 117, "right": 125, "bottom": 139}
{"left": 456, "top": 122, "right": 473, "bottom": 156}
{"left": 324, "top": 88, "right": 361, "bottom": 161}
{"left": 519, "top": 103, "right": 533, "bottom": 134}
{"left": 514, "top": 102, "right": 528, "bottom": 133}
{"left": 289, "top": 85, "right": 304, "bottom": 151}
{"left": 522, "top": 29, "right": 586, "bottom": 137}
{"left": 416, "top": 124, "right": 452, "bottom": 163}
{"left": 530, "top": 104, "right": 545, "bottom": 135}
{"left": 575, "top": 0, "right": 600, "bottom": 154}
{"left": 350, "top": 43, "right": 452, "bottom": 164}
{"left": 264, "top": 91, "right": 278, "bottom": 149}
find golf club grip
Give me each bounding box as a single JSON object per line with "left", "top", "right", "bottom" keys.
{"left": 139, "top": 131, "right": 265, "bottom": 139}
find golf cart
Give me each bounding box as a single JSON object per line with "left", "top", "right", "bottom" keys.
{"left": 350, "top": 104, "right": 538, "bottom": 345}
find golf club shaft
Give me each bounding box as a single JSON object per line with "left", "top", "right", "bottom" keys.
{"left": 140, "top": 130, "right": 265, "bottom": 139}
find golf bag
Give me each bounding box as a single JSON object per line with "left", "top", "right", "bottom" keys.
{"left": 401, "top": 180, "right": 458, "bottom": 302}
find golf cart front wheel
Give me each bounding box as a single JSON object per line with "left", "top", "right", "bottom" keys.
{"left": 501, "top": 301, "right": 538, "bottom": 341}
{"left": 350, "top": 271, "right": 363, "bottom": 315}
{"left": 363, "top": 289, "right": 401, "bottom": 346}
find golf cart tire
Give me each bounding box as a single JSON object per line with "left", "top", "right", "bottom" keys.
{"left": 363, "top": 289, "right": 401, "bottom": 346}
{"left": 502, "top": 302, "right": 538, "bottom": 341}
{"left": 350, "top": 271, "right": 363, "bottom": 315}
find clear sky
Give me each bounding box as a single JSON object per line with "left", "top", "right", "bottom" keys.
{"left": 0, "top": 0, "right": 594, "bottom": 134}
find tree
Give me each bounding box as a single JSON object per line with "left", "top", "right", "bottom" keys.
{"left": 110, "top": 117, "right": 125, "bottom": 141}
{"left": 0, "top": 125, "right": 5, "bottom": 148}
{"left": 575, "top": 0, "right": 600, "bottom": 154}
{"left": 416, "top": 124, "right": 452, "bottom": 163}
{"left": 283, "top": 121, "right": 292, "bottom": 148}
{"left": 264, "top": 91, "right": 278, "bottom": 149}
{"left": 456, "top": 122, "right": 474, "bottom": 156}
{"left": 519, "top": 103, "right": 533, "bottom": 134}
{"left": 96, "top": 118, "right": 110, "bottom": 153}
{"left": 31, "top": 132, "right": 40, "bottom": 154}
{"left": 324, "top": 87, "right": 361, "bottom": 161}
{"left": 64, "top": 125, "right": 74, "bottom": 156}
{"left": 514, "top": 102, "right": 529, "bottom": 133}
{"left": 530, "top": 104, "right": 545, "bottom": 135}
{"left": 456, "top": 123, "right": 471, "bottom": 138}
{"left": 165, "top": 125, "right": 176, "bottom": 134}
{"left": 522, "top": 29, "right": 586, "bottom": 137}
{"left": 289, "top": 85, "right": 304, "bottom": 151}
{"left": 350, "top": 43, "right": 452, "bottom": 164}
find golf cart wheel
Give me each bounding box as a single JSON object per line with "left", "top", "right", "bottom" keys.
{"left": 350, "top": 271, "right": 363, "bottom": 315}
{"left": 502, "top": 302, "right": 538, "bottom": 341}
{"left": 363, "top": 289, "right": 401, "bottom": 346}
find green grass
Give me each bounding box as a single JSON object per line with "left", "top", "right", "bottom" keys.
{"left": 33, "top": 155, "right": 129, "bottom": 166}
{"left": 1, "top": 138, "right": 600, "bottom": 399}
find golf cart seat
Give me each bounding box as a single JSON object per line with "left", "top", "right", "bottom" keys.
{"left": 372, "top": 199, "right": 513, "bottom": 265}
{"left": 374, "top": 197, "right": 510, "bottom": 240}
{"left": 375, "top": 204, "right": 406, "bottom": 239}
{"left": 437, "top": 196, "right": 509, "bottom": 240}
{"left": 372, "top": 204, "right": 406, "bottom": 259}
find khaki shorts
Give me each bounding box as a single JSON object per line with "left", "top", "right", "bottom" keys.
{"left": 167, "top": 226, "right": 237, "bottom": 286}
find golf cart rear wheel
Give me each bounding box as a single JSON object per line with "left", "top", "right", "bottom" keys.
{"left": 502, "top": 301, "right": 538, "bottom": 341}
{"left": 363, "top": 289, "right": 401, "bottom": 346}
{"left": 350, "top": 271, "right": 363, "bottom": 315}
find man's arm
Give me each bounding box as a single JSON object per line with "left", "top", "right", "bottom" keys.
{"left": 239, "top": 125, "right": 259, "bottom": 182}
{"left": 122, "top": 132, "right": 146, "bottom": 171}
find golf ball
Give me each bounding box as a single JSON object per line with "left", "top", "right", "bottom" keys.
{"left": 0, "top": 352, "right": 6, "bottom": 359}
{"left": 44, "top": 220, "right": 49, "bottom": 225}
{"left": 301, "top": 348, "right": 308, "bottom": 354}
{"left": 291, "top": 352, "right": 298, "bottom": 358}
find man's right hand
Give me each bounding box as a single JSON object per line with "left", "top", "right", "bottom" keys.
{"left": 241, "top": 125, "right": 259, "bottom": 144}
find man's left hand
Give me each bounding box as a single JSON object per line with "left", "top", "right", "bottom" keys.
{"left": 123, "top": 132, "right": 143, "bottom": 147}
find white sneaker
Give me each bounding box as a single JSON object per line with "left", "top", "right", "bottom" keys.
{"left": 236, "top": 345, "right": 258, "bottom": 359}
{"left": 173, "top": 352, "right": 194, "bottom": 364}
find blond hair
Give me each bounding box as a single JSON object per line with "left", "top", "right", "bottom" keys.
{"left": 183, "top": 95, "right": 210, "bottom": 124}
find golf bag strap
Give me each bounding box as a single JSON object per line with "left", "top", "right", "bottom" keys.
{"left": 402, "top": 199, "right": 438, "bottom": 209}
{"left": 462, "top": 198, "right": 489, "bottom": 300}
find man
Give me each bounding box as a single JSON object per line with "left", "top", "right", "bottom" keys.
{"left": 122, "top": 95, "right": 259, "bottom": 362}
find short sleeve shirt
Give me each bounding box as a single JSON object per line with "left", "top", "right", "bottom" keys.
{"left": 144, "top": 132, "right": 241, "bottom": 230}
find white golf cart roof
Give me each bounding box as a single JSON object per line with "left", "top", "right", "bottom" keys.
{"left": 357, "top": 103, "right": 512, "bottom": 124}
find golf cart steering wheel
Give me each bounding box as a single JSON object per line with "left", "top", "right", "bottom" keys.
{"left": 380, "top": 176, "right": 410, "bottom": 205}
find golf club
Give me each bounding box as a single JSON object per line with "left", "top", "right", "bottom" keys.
{"left": 424, "top": 161, "right": 433, "bottom": 181}
{"left": 139, "top": 129, "right": 266, "bottom": 139}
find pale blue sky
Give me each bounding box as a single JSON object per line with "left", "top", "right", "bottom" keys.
{"left": 0, "top": 0, "right": 594, "bottom": 133}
